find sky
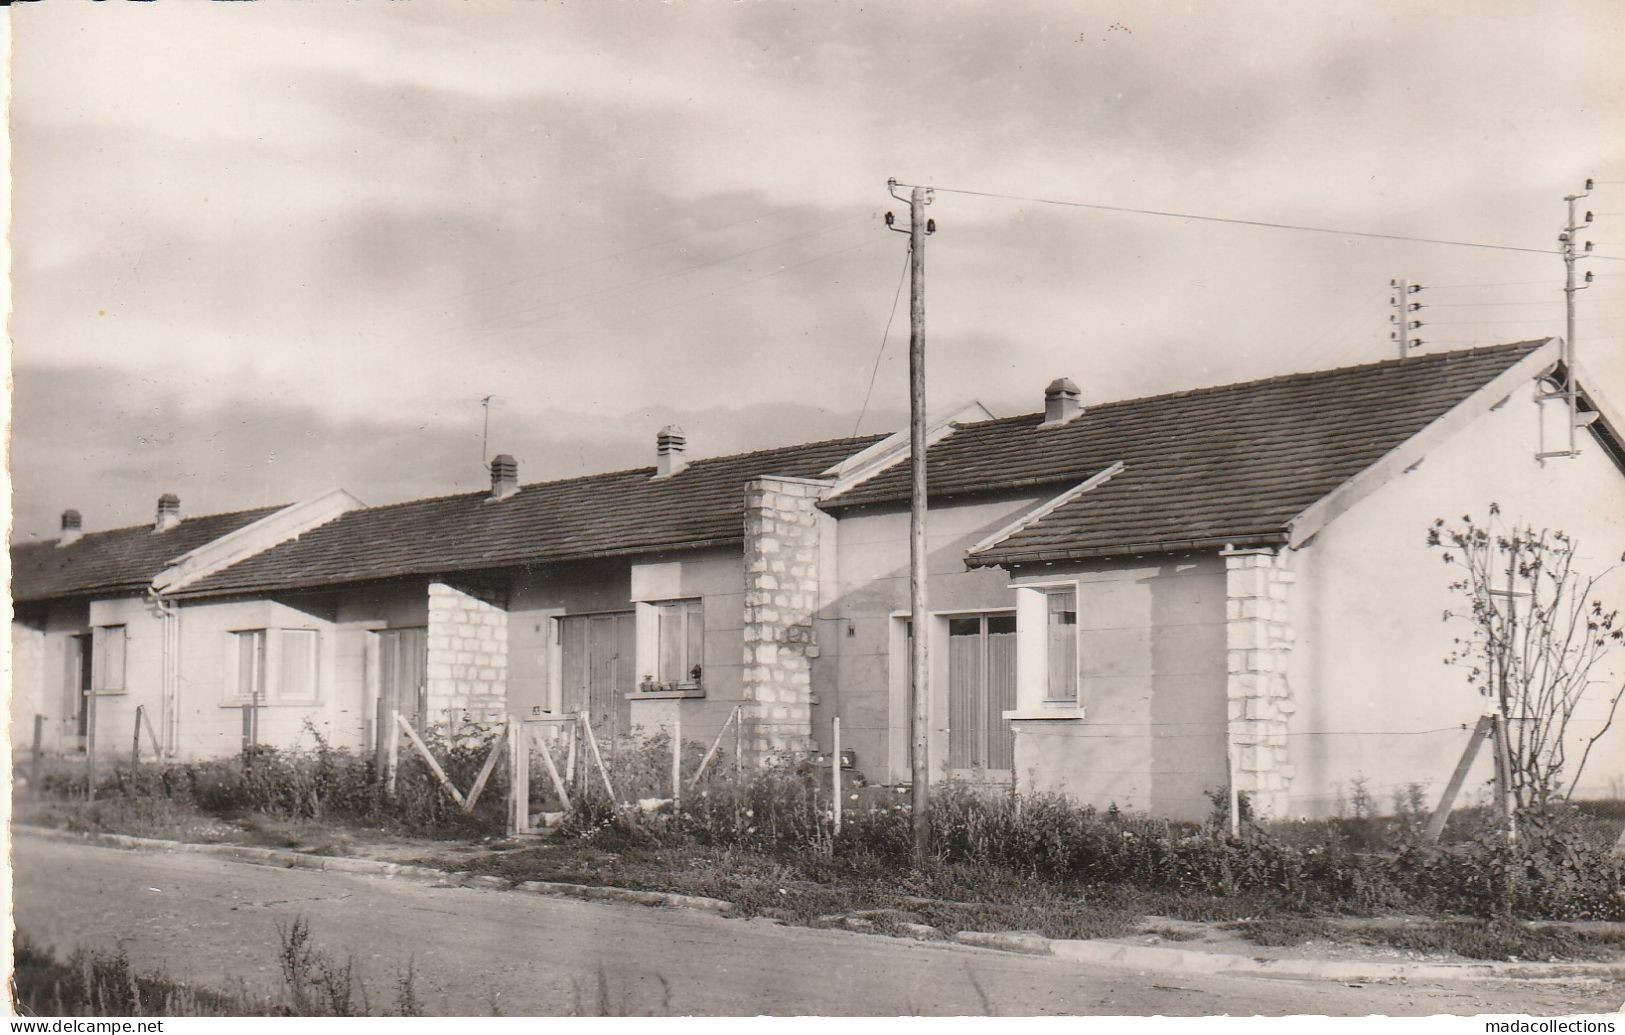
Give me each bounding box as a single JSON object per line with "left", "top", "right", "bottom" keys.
{"left": 8, "top": 1, "right": 1625, "bottom": 541}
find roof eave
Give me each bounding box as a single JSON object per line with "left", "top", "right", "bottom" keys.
{"left": 1286, "top": 338, "right": 1561, "bottom": 548}
{"left": 969, "top": 531, "right": 1290, "bottom": 569}
{"left": 171, "top": 535, "right": 749, "bottom": 601}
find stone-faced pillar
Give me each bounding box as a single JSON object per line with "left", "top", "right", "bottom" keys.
{"left": 426, "top": 580, "right": 510, "bottom": 729}
{"left": 1224, "top": 548, "right": 1296, "bottom": 818}
{"left": 741, "top": 475, "right": 830, "bottom": 762}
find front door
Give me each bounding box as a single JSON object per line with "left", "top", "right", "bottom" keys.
{"left": 560, "top": 612, "right": 635, "bottom": 740}
{"left": 947, "top": 614, "right": 1017, "bottom": 778}
{"left": 67, "top": 633, "right": 92, "bottom": 745}
{"left": 378, "top": 628, "right": 428, "bottom": 730}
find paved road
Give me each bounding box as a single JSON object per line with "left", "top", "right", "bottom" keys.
{"left": 10, "top": 835, "right": 1619, "bottom": 1016}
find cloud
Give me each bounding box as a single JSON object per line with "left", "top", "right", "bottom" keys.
{"left": 10, "top": 1, "right": 1625, "bottom": 543}
{"left": 7, "top": 363, "right": 908, "bottom": 540}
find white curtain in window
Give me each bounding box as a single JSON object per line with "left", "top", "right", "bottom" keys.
{"left": 1046, "top": 589, "right": 1078, "bottom": 702}
{"left": 278, "top": 630, "right": 318, "bottom": 702}
{"left": 235, "top": 630, "right": 267, "bottom": 702}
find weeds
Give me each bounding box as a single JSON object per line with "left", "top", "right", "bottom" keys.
{"left": 9, "top": 920, "right": 424, "bottom": 1017}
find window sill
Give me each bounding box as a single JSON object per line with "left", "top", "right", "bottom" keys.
{"left": 220, "top": 701, "right": 322, "bottom": 709}
{"left": 1003, "top": 706, "right": 1086, "bottom": 721}
{"left": 627, "top": 689, "right": 705, "bottom": 701}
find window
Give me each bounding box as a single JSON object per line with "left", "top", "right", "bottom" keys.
{"left": 278, "top": 629, "right": 320, "bottom": 703}
{"left": 227, "top": 629, "right": 319, "bottom": 704}
{"left": 655, "top": 600, "right": 704, "bottom": 689}
{"left": 91, "top": 625, "right": 126, "bottom": 693}
{"left": 1045, "top": 589, "right": 1078, "bottom": 702}
{"left": 230, "top": 630, "right": 267, "bottom": 703}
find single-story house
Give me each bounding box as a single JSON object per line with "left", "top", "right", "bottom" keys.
{"left": 13, "top": 339, "right": 1624, "bottom": 818}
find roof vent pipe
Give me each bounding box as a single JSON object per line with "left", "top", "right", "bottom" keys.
{"left": 59, "top": 509, "right": 83, "bottom": 548}
{"left": 655, "top": 426, "right": 687, "bottom": 479}
{"left": 489, "top": 454, "right": 520, "bottom": 501}
{"left": 155, "top": 494, "right": 182, "bottom": 532}
{"left": 1042, "top": 377, "right": 1083, "bottom": 426}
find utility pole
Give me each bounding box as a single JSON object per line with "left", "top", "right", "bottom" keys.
{"left": 1389, "top": 279, "right": 1424, "bottom": 358}
{"left": 886, "top": 179, "right": 935, "bottom": 867}
{"left": 480, "top": 395, "right": 494, "bottom": 468}
{"left": 1556, "top": 180, "right": 1595, "bottom": 457}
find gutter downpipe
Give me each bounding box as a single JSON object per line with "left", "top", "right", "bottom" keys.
{"left": 145, "top": 586, "right": 180, "bottom": 757}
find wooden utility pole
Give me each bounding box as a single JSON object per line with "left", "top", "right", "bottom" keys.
{"left": 905, "top": 184, "right": 931, "bottom": 865}
{"left": 885, "top": 178, "right": 936, "bottom": 866}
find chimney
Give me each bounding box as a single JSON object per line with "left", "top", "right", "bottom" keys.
{"left": 655, "top": 426, "right": 687, "bottom": 479}
{"left": 1042, "top": 377, "right": 1083, "bottom": 427}
{"left": 58, "top": 510, "right": 83, "bottom": 548}
{"left": 489, "top": 454, "right": 519, "bottom": 501}
{"left": 155, "top": 493, "right": 182, "bottom": 532}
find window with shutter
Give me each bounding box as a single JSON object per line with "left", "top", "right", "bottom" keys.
{"left": 1045, "top": 589, "right": 1078, "bottom": 702}
{"left": 92, "top": 625, "right": 126, "bottom": 693}
{"left": 654, "top": 599, "right": 704, "bottom": 689}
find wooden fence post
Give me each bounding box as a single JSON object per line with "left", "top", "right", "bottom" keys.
{"left": 832, "top": 716, "right": 842, "bottom": 837}
{"left": 565, "top": 724, "right": 578, "bottom": 789}
{"left": 373, "top": 695, "right": 389, "bottom": 777}
{"left": 507, "top": 722, "right": 521, "bottom": 834}
{"left": 31, "top": 714, "right": 44, "bottom": 794}
{"left": 386, "top": 709, "right": 400, "bottom": 795}
{"left": 1492, "top": 713, "right": 1517, "bottom": 843}
{"left": 132, "top": 704, "right": 144, "bottom": 771}
{"left": 672, "top": 712, "right": 682, "bottom": 810}
{"left": 85, "top": 689, "right": 98, "bottom": 801}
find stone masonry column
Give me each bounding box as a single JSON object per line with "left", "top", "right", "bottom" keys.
{"left": 741, "top": 476, "right": 831, "bottom": 763}
{"left": 1224, "top": 548, "right": 1296, "bottom": 818}
{"left": 426, "top": 580, "right": 509, "bottom": 730}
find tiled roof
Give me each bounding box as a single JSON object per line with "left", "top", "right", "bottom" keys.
{"left": 10, "top": 505, "right": 286, "bottom": 604}
{"left": 822, "top": 342, "right": 1550, "bottom": 565}
{"left": 176, "top": 435, "right": 883, "bottom": 598}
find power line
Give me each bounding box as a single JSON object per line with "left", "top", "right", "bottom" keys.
{"left": 1425, "top": 297, "right": 1625, "bottom": 308}
{"left": 852, "top": 247, "right": 912, "bottom": 438}
{"left": 894, "top": 182, "right": 1625, "bottom": 261}
{"left": 1423, "top": 280, "right": 1565, "bottom": 290}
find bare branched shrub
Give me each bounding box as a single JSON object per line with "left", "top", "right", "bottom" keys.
{"left": 1429, "top": 506, "right": 1625, "bottom": 809}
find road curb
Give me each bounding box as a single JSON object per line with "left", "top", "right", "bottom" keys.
{"left": 19, "top": 826, "right": 1624, "bottom": 983}
{"left": 14, "top": 826, "right": 730, "bottom": 915}
{"left": 1033, "top": 934, "right": 1624, "bottom": 984}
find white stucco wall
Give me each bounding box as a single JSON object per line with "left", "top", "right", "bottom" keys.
{"left": 507, "top": 549, "right": 746, "bottom": 751}
{"left": 9, "top": 599, "right": 88, "bottom": 755}
{"left": 165, "top": 594, "right": 357, "bottom": 759}
{"left": 1287, "top": 378, "right": 1625, "bottom": 815}
{"left": 827, "top": 496, "right": 1041, "bottom": 783}
{"left": 1010, "top": 555, "right": 1230, "bottom": 821}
